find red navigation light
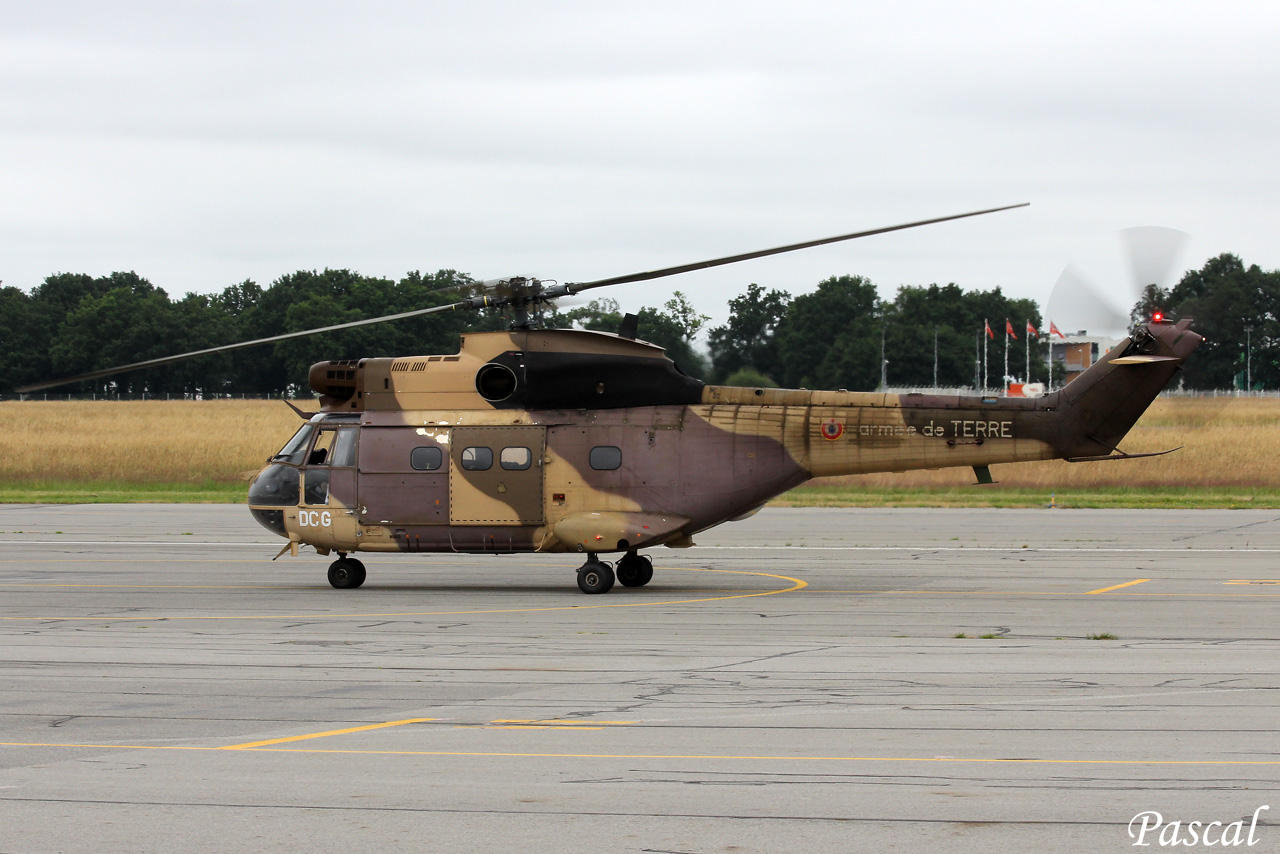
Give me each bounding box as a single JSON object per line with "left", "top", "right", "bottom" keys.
{"left": 1152, "top": 311, "right": 1164, "bottom": 323}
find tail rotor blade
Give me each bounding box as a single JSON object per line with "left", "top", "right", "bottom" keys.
{"left": 1045, "top": 262, "right": 1130, "bottom": 337}
{"left": 1121, "top": 226, "right": 1189, "bottom": 292}
{"left": 1047, "top": 227, "right": 1190, "bottom": 339}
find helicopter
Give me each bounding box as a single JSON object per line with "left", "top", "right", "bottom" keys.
{"left": 18, "top": 204, "right": 1203, "bottom": 593}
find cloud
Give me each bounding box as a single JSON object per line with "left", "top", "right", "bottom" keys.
{"left": 2, "top": 0, "right": 1278, "bottom": 331}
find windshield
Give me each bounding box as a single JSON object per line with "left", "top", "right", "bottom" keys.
{"left": 271, "top": 424, "right": 316, "bottom": 465}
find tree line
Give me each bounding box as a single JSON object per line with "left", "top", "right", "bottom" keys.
{"left": 704, "top": 277, "right": 1041, "bottom": 390}
{"left": 0, "top": 252, "right": 1272, "bottom": 395}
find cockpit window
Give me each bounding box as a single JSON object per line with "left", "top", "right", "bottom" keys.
{"left": 272, "top": 424, "right": 316, "bottom": 465}
{"left": 309, "top": 429, "right": 336, "bottom": 466}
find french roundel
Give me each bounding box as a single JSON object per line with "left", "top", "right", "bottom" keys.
{"left": 820, "top": 419, "right": 844, "bottom": 440}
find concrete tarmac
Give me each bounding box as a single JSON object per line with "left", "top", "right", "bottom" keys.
{"left": 2, "top": 504, "right": 1280, "bottom": 853}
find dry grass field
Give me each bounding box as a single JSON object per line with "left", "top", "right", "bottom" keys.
{"left": 0, "top": 396, "right": 1274, "bottom": 504}
{"left": 0, "top": 400, "right": 299, "bottom": 485}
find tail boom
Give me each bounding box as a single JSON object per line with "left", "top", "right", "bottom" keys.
{"left": 698, "top": 319, "right": 1201, "bottom": 481}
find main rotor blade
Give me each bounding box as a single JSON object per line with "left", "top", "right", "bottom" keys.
{"left": 16, "top": 299, "right": 473, "bottom": 393}
{"left": 564, "top": 203, "right": 1030, "bottom": 293}
{"left": 19, "top": 203, "right": 1028, "bottom": 393}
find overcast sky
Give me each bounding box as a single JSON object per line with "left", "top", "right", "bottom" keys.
{"left": 3, "top": 1, "right": 1277, "bottom": 337}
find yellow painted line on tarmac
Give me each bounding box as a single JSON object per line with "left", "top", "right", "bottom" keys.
{"left": 810, "top": 583, "right": 1169, "bottom": 597}
{"left": 219, "top": 718, "right": 435, "bottom": 750}
{"left": 0, "top": 567, "right": 807, "bottom": 622}
{"left": 807, "top": 588, "right": 1280, "bottom": 599}
{"left": 7, "top": 740, "right": 1280, "bottom": 766}
{"left": 810, "top": 589, "right": 1068, "bottom": 596}
{"left": 1087, "top": 579, "right": 1150, "bottom": 595}
{"left": 1120, "top": 592, "right": 1280, "bottom": 599}
{"left": 475, "top": 725, "right": 606, "bottom": 730}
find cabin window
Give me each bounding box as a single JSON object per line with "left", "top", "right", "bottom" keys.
{"left": 330, "top": 427, "right": 358, "bottom": 467}
{"left": 410, "top": 446, "right": 443, "bottom": 471}
{"left": 461, "top": 446, "right": 493, "bottom": 471}
{"left": 500, "top": 447, "right": 532, "bottom": 471}
{"left": 590, "top": 446, "right": 622, "bottom": 470}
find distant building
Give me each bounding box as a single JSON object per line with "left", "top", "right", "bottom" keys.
{"left": 1050, "top": 332, "right": 1122, "bottom": 387}
{"left": 1007, "top": 382, "right": 1046, "bottom": 398}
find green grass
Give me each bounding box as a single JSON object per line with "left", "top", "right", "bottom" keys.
{"left": 772, "top": 485, "right": 1280, "bottom": 509}
{"left": 0, "top": 480, "right": 247, "bottom": 504}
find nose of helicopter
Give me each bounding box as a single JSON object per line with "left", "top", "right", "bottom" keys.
{"left": 248, "top": 505, "right": 288, "bottom": 537}
{"left": 246, "top": 463, "right": 297, "bottom": 537}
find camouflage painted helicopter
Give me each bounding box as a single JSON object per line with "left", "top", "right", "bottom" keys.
{"left": 20, "top": 204, "right": 1202, "bottom": 593}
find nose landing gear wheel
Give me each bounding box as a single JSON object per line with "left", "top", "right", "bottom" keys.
{"left": 615, "top": 552, "right": 654, "bottom": 588}
{"left": 576, "top": 555, "right": 615, "bottom": 594}
{"left": 328, "top": 556, "right": 366, "bottom": 589}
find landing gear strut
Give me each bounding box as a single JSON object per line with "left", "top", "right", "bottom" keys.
{"left": 615, "top": 551, "right": 654, "bottom": 588}
{"left": 576, "top": 553, "right": 615, "bottom": 594}
{"left": 328, "top": 554, "right": 366, "bottom": 589}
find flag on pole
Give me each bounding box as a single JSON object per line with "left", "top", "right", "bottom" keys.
{"left": 1049, "top": 321, "right": 1065, "bottom": 339}
{"left": 1005, "top": 319, "right": 1017, "bottom": 340}
{"left": 1026, "top": 321, "right": 1039, "bottom": 338}
{"left": 985, "top": 319, "right": 994, "bottom": 339}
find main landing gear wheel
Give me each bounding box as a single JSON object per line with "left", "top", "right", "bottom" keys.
{"left": 615, "top": 552, "right": 654, "bottom": 588}
{"left": 576, "top": 555, "right": 615, "bottom": 594}
{"left": 327, "top": 556, "right": 366, "bottom": 589}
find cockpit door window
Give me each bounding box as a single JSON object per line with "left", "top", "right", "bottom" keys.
{"left": 330, "top": 427, "right": 358, "bottom": 467}
{"left": 303, "top": 429, "right": 340, "bottom": 505}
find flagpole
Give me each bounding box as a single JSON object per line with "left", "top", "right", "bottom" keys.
{"left": 1003, "top": 319, "right": 1009, "bottom": 395}
{"left": 982, "top": 321, "right": 988, "bottom": 391}
{"left": 1025, "top": 320, "right": 1030, "bottom": 384}
{"left": 974, "top": 331, "right": 980, "bottom": 390}
{"left": 1047, "top": 321, "right": 1053, "bottom": 389}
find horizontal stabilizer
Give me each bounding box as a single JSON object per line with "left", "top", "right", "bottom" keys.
{"left": 1110, "top": 355, "right": 1180, "bottom": 365}
{"left": 1065, "top": 446, "right": 1182, "bottom": 463}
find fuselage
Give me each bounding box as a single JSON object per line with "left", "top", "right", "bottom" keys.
{"left": 247, "top": 321, "right": 1201, "bottom": 556}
